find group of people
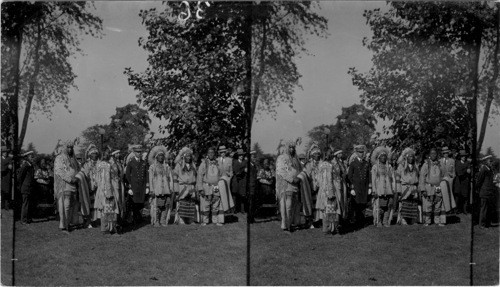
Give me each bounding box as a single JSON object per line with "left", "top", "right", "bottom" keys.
{"left": 4, "top": 140, "right": 259, "bottom": 235}
{"left": 2, "top": 139, "right": 499, "bottom": 235}
{"left": 274, "top": 140, "right": 499, "bottom": 235}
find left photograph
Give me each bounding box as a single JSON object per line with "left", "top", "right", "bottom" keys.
{"left": 1, "top": 2, "right": 251, "bottom": 285}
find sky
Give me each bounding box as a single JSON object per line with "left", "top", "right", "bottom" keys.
{"left": 21, "top": 1, "right": 500, "bottom": 155}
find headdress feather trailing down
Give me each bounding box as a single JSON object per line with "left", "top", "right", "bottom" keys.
{"left": 370, "top": 146, "right": 390, "bottom": 165}
{"left": 398, "top": 147, "right": 415, "bottom": 164}
{"left": 85, "top": 144, "right": 99, "bottom": 160}
{"left": 276, "top": 139, "right": 284, "bottom": 155}
{"left": 148, "top": 145, "right": 168, "bottom": 165}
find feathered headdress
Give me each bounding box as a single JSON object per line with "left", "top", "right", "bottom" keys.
{"left": 398, "top": 147, "right": 415, "bottom": 165}
{"left": 85, "top": 144, "right": 99, "bottom": 160}
{"left": 175, "top": 146, "right": 193, "bottom": 163}
{"left": 370, "top": 146, "right": 390, "bottom": 165}
{"left": 307, "top": 141, "right": 321, "bottom": 159}
{"left": 148, "top": 146, "right": 168, "bottom": 165}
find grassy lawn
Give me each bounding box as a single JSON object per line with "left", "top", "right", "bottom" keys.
{"left": 250, "top": 212, "right": 498, "bottom": 286}
{"left": 1, "top": 210, "right": 246, "bottom": 286}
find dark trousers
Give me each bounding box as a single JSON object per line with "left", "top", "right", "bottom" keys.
{"left": 21, "top": 193, "right": 31, "bottom": 223}
{"left": 233, "top": 193, "right": 248, "bottom": 214}
{"left": 1, "top": 189, "right": 11, "bottom": 210}
{"left": 479, "top": 197, "right": 494, "bottom": 227}
{"left": 353, "top": 202, "right": 367, "bottom": 228}
{"left": 455, "top": 193, "right": 469, "bottom": 214}
{"left": 132, "top": 202, "right": 144, "bottom": 224}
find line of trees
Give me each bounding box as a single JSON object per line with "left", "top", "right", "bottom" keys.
{"left": 1, "top": 2, "right": 102, "bottom": 153}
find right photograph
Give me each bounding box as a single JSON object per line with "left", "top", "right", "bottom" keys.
{"left": 249, "top": 1, "right": 499, "bottom": 286}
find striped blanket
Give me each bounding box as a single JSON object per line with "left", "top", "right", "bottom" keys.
{"left": 296, "top": 171, "right": 313, "bottom": 217}
{"left": 75, "top": 171, "right": 91, "bottom": 216}
{"left": 218, "top": 175, "right": 234, "bottom": 212}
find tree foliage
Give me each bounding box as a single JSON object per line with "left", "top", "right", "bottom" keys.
{"left": 125, "top": 2, "right": 251, "bottom": 154}
{"left": 349, "top": 2, "right": 499, "bottom": 155}
{"left": 125, "top": 2, "right": 327, "bottom": 154}
{"left": 1, "top": 2, "right": 102, "bottom": 150}
{"left": 307, "top": 104, "right": 377, "bottom": 155}
{"left": 78, "top": 104, "right": 151, "bottom": 157}
{"left": 251, "top": 2, "right": 328, "bottom": 122}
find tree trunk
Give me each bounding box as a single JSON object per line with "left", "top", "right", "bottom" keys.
{"left": 18, "top": 22, "right": 42, "bottom": 149}
{"left": 251, "top": 18, "right": 267, "bottom": 125}
{"left": 477, "top": 4, "right": 500, "bottom": 154}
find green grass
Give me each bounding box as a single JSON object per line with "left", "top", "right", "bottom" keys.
{"left": 250, "top": 213, "right": 498, "bottom": 286}
{"left": 2, "top": 208, "right": 498, "bottom": 286}
{"left": 1, "top": 210, "right": 246, "bottom": 286}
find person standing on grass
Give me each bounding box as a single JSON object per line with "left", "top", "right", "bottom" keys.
{"left": 109, "top": 150, "right": 125, "bottom": 227}
{"left": 331, "top": 149, "right": 348, "bottom": 227}
{"left": 232, "top": 149, "right": 247, "bottom": 214}
{"left": 315, "top": 149, "right": 340, "bottom": 235}
{"left": 173, "top": 147, "right": 198, "bottom": 225}
{"left": 347, "top": 144, "right": 372, "bottom": 229}
{"left": 257, "top": 158, "right": 276, "bottom": 210}
{"left": 305, "top": 143, "right": 321, "bottom": 228}
{"left": 148, "top": 146, "right": 173, "bottom": 227}
{"left": 419, "top": 148, "right": 445, "bottom": 226}
{"left": 197, "top": 147, "right": 224, "bottom": 226}
{"left": 2, "top": 146, "right": 13, "bottom": 210}
{"left": 370, "top": 146, "right": 394, "bottom": 227}
{"left": 54, "top": 140, "right": 80, "bottom": 233}
{"left": 82, "top": 144, "right": 100, "bottom": 227}
{"left": 275, "top": 139, "right": 302, "bottom": 233}
{"left": 397, "top": 148, "right": 420, "bottom": 225}
{"left": 18, "top": 151, "right": 36, "bottom": 225}
{"left": 476, "top": 155, "right": 497, "bottom": 229}
{"left": 95, "top": 150, "right": 120, "bottom": 234}
{"left": 454, "top": 150, "right": 471, "bottom": 214}
{"left": 125, "top": 145, "right": 149, "bottom": 226}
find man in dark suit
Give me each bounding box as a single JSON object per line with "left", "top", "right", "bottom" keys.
{"left": 2, "top": 146, "right": 13, "bottom": 210}
{"left": 18, "top": 151, "right": 36, "bottom": 224}
{"left": 454, "top": 150, "right": 471, "bottom": 214}
{"left": 347, "top": 145, "right": 371, "bottom": 229}
{"left": 232, "top": 149, "right": 247, "bottom": 214}
{"left": 125, "top": 145, "right": 149, "bottom": 225}
{"left": 248, "top": 150, "right": 258, "bottom": 223}
{"left": 476, "top": 155, "right": 496, "bottom": 229}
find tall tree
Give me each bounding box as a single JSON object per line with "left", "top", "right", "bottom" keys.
{"left": 125, "top": 2, "right": 327, "bottom": 153}
{"left": 250, "top": 2, "right": 328, "bottom": 123}
{"left": 1, "top": 2, "right": 102, "bottom": 150}
{"left": 125, "top": 2, "right": 250, "bottom": 154}
{"left": 79, "top": 104, "right": 151, "bottom": 156}
{"left": 349, "top": 2, "right": 499, "bottom": 155}
{"left": 307, "top": 104, "right": 377, "bottom": 155}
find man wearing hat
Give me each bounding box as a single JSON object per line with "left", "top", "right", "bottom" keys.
{"left": 217, "top": 146, "right": 233, "bottom": 178}
{"left": 347, "top": 144, "right": 372, "bottom": 229}
{"left": 125, "top": 144, "right": 149, "bottom": 225}
{"left": 17, "top": 151, "right": 36, "bottom": 224}
{"left": 232, "top": 149, "right": 247, "bottom": 214}
{"left": 1, "top": 146, "right": 13, "bottom": 210}
{"left": 454, "top": 150, "right": 471, "bottom": 214}
{"left": 440, "top": 146, "right": 456, "bottom": 192}
{"left": 82, "top": 144, "right": 100, "bottom": 227}
{"left": 476, "top": 155, "right": 496, "bottom": 229}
